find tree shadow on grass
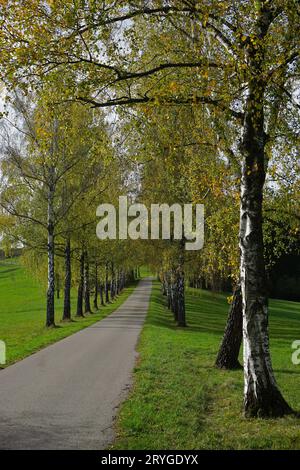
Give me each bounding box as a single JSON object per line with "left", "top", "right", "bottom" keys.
{"left": 0, "top": 266, "right": 19, "bottom": 279}
{"left": 148, "top": 291, "right": 228, "bottom": 336}
{"left": 45, "top": 324, "right": 62, "bottom": 330}
{"left": 148, "top": 286, "right": 300, "bottom": 340}
{"left": 274, "top": 369, "right": 300, "bottom": 376}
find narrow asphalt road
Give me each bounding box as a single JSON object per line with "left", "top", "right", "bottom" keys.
{"left": 0, "top": 278, "right": 152, "bottom": 449}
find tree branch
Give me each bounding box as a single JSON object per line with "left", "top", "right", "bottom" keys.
{"left": 77, "top": 94, "right": 244, "bottom": 121}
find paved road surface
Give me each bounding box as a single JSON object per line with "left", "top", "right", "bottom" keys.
{"left": 0, "top": 278, "right": 152, "bottom": 449}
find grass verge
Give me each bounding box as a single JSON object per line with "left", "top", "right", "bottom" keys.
{"left": 113, "top": 281, "right": 300, "bottom": 450}
{"left": 0, "top": 260, "right": 136, "bottom": 367}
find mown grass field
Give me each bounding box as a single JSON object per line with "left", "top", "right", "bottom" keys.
{"left": 0, "top": 260, "right": 136, "bottom": 367}
{"left": 114, "top": 281, "right": 300, "bottom": 450}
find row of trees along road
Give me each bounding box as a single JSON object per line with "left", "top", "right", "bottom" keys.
{"left": 0, "top": 1, "right": 299, "bottom": 418}
{"left": 0, "top": 82, "right": 138, "bottom": 326}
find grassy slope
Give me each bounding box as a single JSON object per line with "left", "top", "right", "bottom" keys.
{"left": 114, "top": 281, "right": 300, "bottom": 450}
{"left": 0, "top": 260, "right": 136, "bottom": 367}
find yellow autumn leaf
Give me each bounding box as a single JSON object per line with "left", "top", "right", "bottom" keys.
{"left": 169, "top": 81, "right": 179, "bottom": 92}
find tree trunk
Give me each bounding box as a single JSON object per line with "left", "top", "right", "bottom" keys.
{"left": 100, "top": 282, "right": 105, "bottom": 306}
{"left": 240, "top": 7, "right": 292, "bottom": 417}
{"left": 46, "top": 184, "right": 55, "bottom": 327}
{"left": 117, "top": 270, "right": 121, "bottom": 294}
{"left": 162, "top": 273, "right": 167, "bottom": 296}
{"left": 176, "top": 240, "right": 186, "bottom": 327}
{"left": 115, "top": 269, "right": 119, "bottom": 295}
{"left": 56, "top": 273, "right": 60, "bottom": 299}
{"left": 93, "top": 261, "right": 99, "bottom": 311}
{"left": 215, "top": 285, "right": 242, "bottom": 369}
{"left": 62, "top": 237, "right": 71, "bottom": 321}
{"left": 176, "top": 271, "right": 186, "bottom": 327}
{"left": 110, "top": 261, "right": 115, "bottom": 300}
{"left": 167, "top": 289, "right": 171, "bottom": 309}
{"left": 110, "top": 279, "right": 114, "bottom": 300}
{"left": 105, "top": 261, "right": 110, "bottom": 303}
{"left": 76, "top": 250, "right": 84, "bottom": 317}
{"left": 240, "top": 144, "right": 292, "bottom": 416}
{"left": 171, "top": 277, "right": 178, "bottom": 321}
{"left": 84, "top": 250, "right": 92, "bottom": 313}
{"left": 166, "top": 272, "right": 171, "bottom": 309}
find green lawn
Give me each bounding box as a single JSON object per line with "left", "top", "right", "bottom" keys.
{"left": 0, "top": 260, "right": 136, "bottom": 367}
{"left": 138, "top": 266, "right": 156, "bottom": 279}
{"left": 114, "top": 281, "right": 300, "bottom": 450}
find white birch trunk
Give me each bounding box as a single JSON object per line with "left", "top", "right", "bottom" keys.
{"left": 239, "top": 6, "right": 292, "bottom": 415}
{"left": 236, "top": 4, "right": 293, "bottom": 417}
{"left": 46, "top": 182, "right": 55, "bottom": 327}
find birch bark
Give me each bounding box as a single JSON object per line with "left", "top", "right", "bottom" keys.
{"left": 76, "top": 250, "right": 84, "bottom": 317}
{"left": 105, "top": 261, "right": 110, "bottom": 303}
{"left": 46, "top": 179, "right": 55, "bottom": 327}
{"left": 215, "top": 285, "right": 242, "bottom": 369}
{"left": 93, "top": 261, "right": 99, "bottom": 310}
{"left": 62, "top": 237, "right": 71, "bottom": 321}
{"left": 84, "top": 250, "right": 92, "bottom": 313}
{"left": 240, "top": 5, "right": 292, "bottom": 417}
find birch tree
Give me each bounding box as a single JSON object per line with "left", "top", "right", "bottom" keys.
{"left": 0, "top": 89, "right": 111, "bottom": 326}
{"left": 1, "top": 0, "right": 299, "bottom": 417}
